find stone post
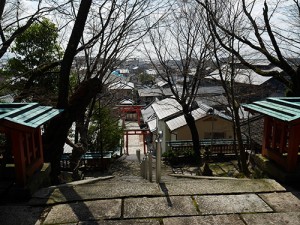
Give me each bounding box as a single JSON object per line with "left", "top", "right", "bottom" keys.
{"left": 136, "top": 149, "right": 141, "bottom": 163}
{"left": 156, "top": 131, "right": 163, "bottom": 183}
{"left": 148, "top": 153, "right": 152, "bottom": 182}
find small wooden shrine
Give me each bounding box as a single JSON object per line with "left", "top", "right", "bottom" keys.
{"left": 0, "top": 103, "right": 63, "bottom": 186}
{"left": 243, "top": 97, "right": 300, "bottom": 172}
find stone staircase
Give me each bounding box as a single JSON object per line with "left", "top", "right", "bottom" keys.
{"left": 2, "top": 168, "right": 300, "bottom": 225}
{"left": 25, "top": 176, "right": 300, "bottom": 224}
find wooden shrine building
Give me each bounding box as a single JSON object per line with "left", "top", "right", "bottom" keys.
{"left": 243, "top": 97, "right": 300, "bottom": 172}
{"left": 0, "top": 103, "right": 62, "bottom": 186}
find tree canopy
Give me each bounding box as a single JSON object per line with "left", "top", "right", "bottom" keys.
{"left": 196, "top": 0, "right": 300, "bottom": 96}
{"left": 2, "top": 17, "right": 62, "bottom": 103}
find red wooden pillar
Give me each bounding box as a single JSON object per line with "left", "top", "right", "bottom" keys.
{"left": 10, "top": 130, "right": 27, "bottom": 186}
{"left": 26, "top": 128, "right": 44, "bottom": 177}
{"left": 37, "top": 128, "right": 44, "bottom": 161}
{"left": 262, "top": 117, "right": 272, "bottom": 157}
{"left": 279, "top": 123, "right": 287, "bottom": 153}
{"left": 286, "top": 125, "right": 300, "bottom": 172}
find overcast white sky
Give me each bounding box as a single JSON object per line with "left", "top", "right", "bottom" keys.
{"left": 8, "top": 0, "right": 300, "bottom": 60}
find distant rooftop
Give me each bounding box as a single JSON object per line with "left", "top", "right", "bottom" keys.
{"left": 0, "top": 94, "right": 14, "bottom": 103}
{"left": 151, "top": 98, "right": 182, "bottom": 120}
{"left": 119, "top": 99, "right": 135, "bottom": 105}
{"left": 138, "top": 88, "right": 173, "bottom": 97}
{"left": 196, "top": 86, "right": 225, "bottom": 96}
{"left": 145, "top": 69, "right": 157, "bottom": 75}
{"left": 109, "top": 81, "right": 134, "bottom": 90}
{"left": 150, "top": 97, "right": 231, "bottom": 131}
{"left": 207, "top": 65, "right": 281, "bottom": 85}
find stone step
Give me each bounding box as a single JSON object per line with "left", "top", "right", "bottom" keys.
{"left": 29, "top": 177, "right": 285, "bottom": 206}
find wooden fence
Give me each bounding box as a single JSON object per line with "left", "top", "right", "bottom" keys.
{"left": 166, "top": 139, "right": 249, "bottom": 156}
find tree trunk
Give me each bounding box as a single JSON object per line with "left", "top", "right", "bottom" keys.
{"left": 43, "top": 78, "right": 102, "bottom": 183}
{"left": 289, "top": 69, "right": 300, "bottom": 97}
{"left": 232, "top": 118, "right": 242, "bottom": 170}
{"left": 233, "top": 106, "right": 250, "bottom": 176}
{"left": 184, "top": 112, "right": 201, "bottom": 165}
{"left": 57, "top": 0, "right": 92, "bottom": 108}
{"left": 43, "top": 115, "right": 73, "bottom": 184}
{"left": 42, "top": 0, "right": 93, "bottom": 184}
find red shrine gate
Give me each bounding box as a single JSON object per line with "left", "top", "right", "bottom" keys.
{"left": 117, "top": 104, "right": 144, "bottom": 126}
{"left": 117, "top": 104, "right": 151, "bottom": 154}
{"left": 124, "top": 129, "right": 151, "bottom": 155}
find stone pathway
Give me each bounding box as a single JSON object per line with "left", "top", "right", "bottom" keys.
{"left": 1, "top": 121, "right": 300, "bottom": 224}
{"left": 2, "top": 177, "right": 299, "bottom": 225}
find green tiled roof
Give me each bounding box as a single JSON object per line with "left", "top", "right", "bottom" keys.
{"left": 243, "top": 97, "right": 300, "bottom": 122}
{"left": 0, "top": 103, "right": 63, "bottom": 128}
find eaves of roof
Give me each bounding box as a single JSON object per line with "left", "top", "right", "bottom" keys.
{"left": 0, "top": 103, "right": 63, "bottom": 129}
{"left": 243, "top": 97, "right": 300, "bottom": 122}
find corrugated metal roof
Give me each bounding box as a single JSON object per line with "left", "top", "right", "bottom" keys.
{"left": 196, "top": 86, "right": 225, "bottom": 95}
{"left": 166, "top": 105, "right": 231, "bottom": 131}
{"left": 138, "top": 88, "right": 173, "bottom": 97}
{"left": 243, "top": 97, "right": 300, "bottom": 122}
{"left": 0, "top": 103, "right": 63, "bottom": 128}
{"left": 138, "top": 88, "right": 164, "bottom": 97}
{"left": 141, "top": 105, "right": 156, "bottom": 122}
{"left": 166, "top": 107, "right": 207, "bottom": 131}
{"left": 148, "top": 119, "right": 157, "bottom": 132}
{"left": 157, "top": 81, "right": 168, "bottom": 87}
{"left": 151, "top": 98, "right": 182, "bottom": 120}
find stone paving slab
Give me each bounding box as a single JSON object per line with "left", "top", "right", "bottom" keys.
{"left": 163, "top": 179, "right": 285, "bottom": 195}
{"left": 79, "top": 219, "right": 161, "bottom": 225}
{"left": 194, "top": 194, "right": 273, "bottom": 215}
{"left": 123, "top": 196, "right": 198, "bottom": 218}
{"left": 30, "top": 178, "right": 285, "bottom": 206}
{"left": 163, "top": 215, "right": 245, "bottom": 225}
{"left": 0, "top": 205, "right": 44, "bottom": 225}
{"left": 30, "top": 181, "right": 162, "bottom": 205}
{"left": 259, "top": 192, "right": 300, "bottom": 212}
{"left": 209, "top": 164, "right": 227, "bottom": 176}
{"left": 241, "top": 212, "right": 300, "bottom": 225}
{"left": 43, "top": 199, "right": 122, "bottom": 224}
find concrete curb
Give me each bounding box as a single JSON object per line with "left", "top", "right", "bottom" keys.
{"left": 169, "top": 173, "right": 250, "bottom": 180}
{"left": 49, "top": 176, "right": 115, "bottom": 188}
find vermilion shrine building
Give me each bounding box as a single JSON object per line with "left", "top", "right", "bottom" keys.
{"left": 0, "top": 103, "right": 62, "bottom": 186}
{"left": 244, "top": 97, "right": 300, "bottom": 172}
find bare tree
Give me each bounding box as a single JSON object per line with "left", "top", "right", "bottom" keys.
{"left": 144, "top": 0, "right": 212, "bottom": 164}
{"left": 42, "top": 0, "right": 166, "bottom": 183}
{"left": 0, "top": 1, "right": 71, "bottom": 59}
{"left": 197, "top": 0, "right": 300, "bottom": 97}
{"left": 202, "top": 0, "right": 250, "bottom": 174}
